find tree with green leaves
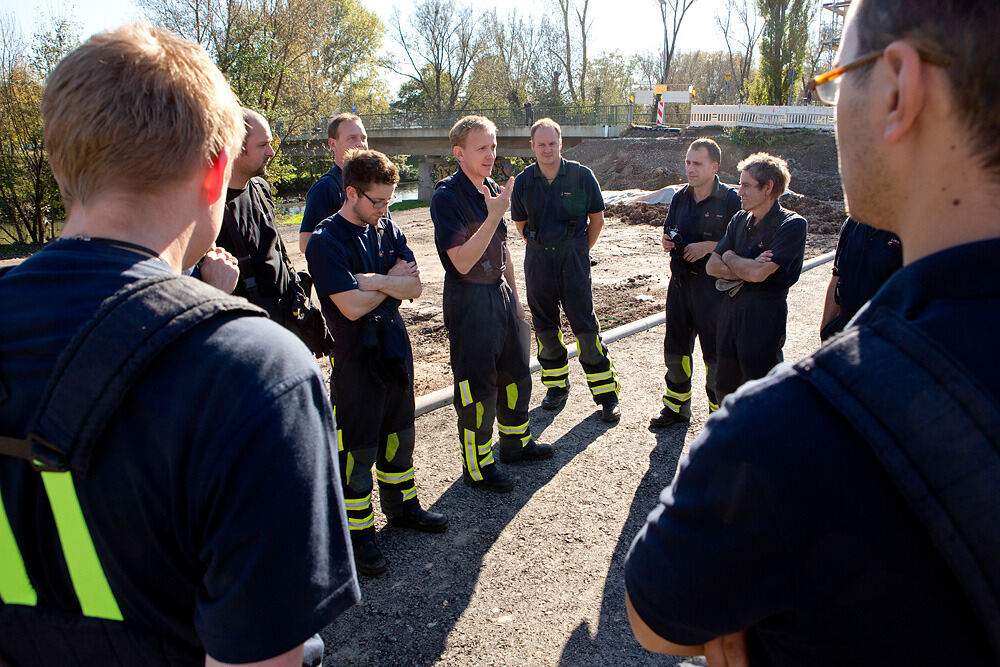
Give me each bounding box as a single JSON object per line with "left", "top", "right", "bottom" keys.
{"left": 0, "top": 14, "right": 78, "bottom": 244}
{"left": 748, "top": 0, "right": 813, "bottom": 105}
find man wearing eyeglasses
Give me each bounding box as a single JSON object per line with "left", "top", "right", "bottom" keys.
{"left": 306, "top": 149, "right": 447, "bottom": 578}
{"left": 625, "top": 0, "right": 1000, "bottom": 664}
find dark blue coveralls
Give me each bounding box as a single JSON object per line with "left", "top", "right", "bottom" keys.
{"left": 430, "top": 169, "right": 534, "bottom": 477}
{"left": 510, "top": 158, "right": 619, "bottom": 405}
{"left": 820, "top": 216, "right": 902, "bottom": 340}
{"left": 660, "top": 177, "right": 741, "bottom": 417}
{"left": 300, "top": 163, "right": 344, "bottom": 236}
{"left": 714, "top": 202, "right": 806, "bottom": 400}
{"left": 306, "top": 213, "right": 420, "bottom": 542}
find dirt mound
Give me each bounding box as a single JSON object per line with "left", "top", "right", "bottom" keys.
{"left": 604, "top": 194, "right": 845, "bottom": 236}
{"left": 566, "top": 126, "right": 843, "bottom": 202}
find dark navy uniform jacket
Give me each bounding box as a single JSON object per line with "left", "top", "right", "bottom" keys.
{"left": 431, "top": 168, "right": 507, "bottom": 284}
{"left": 300, "top": 164, "right": 343, "bottom": 235}
{"left": 715, "top": 201, "right": 807, "bottom": 293}
{"left": 510, "top": 158, "right": 604, "bottom": 246}
{"left": 663, "top": 176, "right": 741, "bottom": 274}
{"left": 822, "top": 217, "right": 902, "bottom": 339}
{"left": 625, "top": 238, "right": 1000, "bottom": 666}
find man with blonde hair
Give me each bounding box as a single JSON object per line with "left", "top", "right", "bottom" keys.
{"left": 511, "top": 117, "right": 620, "bottom": 422}
{"left": 0, "top": 24, "right": 357, "bottom": 666}
{"left": 431, "top": 115, "right": 550, "bottom": 493}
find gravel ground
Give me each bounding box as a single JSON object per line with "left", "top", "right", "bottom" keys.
{"left": 318, "top": 242, "right": 831, "bottom": 666}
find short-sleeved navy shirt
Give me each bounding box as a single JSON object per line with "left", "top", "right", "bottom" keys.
{"left": 431, "top": 169, "right": 508, "bottom": 284}
{"left": 823, "top": 217, "right": 902, "bottom": 338}
{"left": 625, "top": 238, "right": 1000, "bottom": 666}
{"left": 0, "top": 240, "right": 360, "bottom": 663}
{"left": 300, "top": 164, "right": 343, "bottom": 235}
{"left": 510, "top": 158, "right": 604, "bottom": 246}
{"left": 306, "top": 212, "right": 415, "bottom": 355}
{"left": 714, "top": 202, "right": 807, "bottom": 292}
{"left": 663, "top": 176, "right": 741, "bottom": 273}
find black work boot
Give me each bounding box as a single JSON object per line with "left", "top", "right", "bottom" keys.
{"left": 498, "top": 439, "right": 554, "bottom": 464}
{"left": 600, "top": 400, "right": 621, "bottom": 423}
{"left": 541, "top": 386, "right": 570, "bottom": 410}
{"left": 387, "top": 499, "right": 448, "bottom": 533}
{"left": 462, "top": 463, "right": 514, "bottom": 493}
{"left": 351, "top": 528, "right": 387, "bottom": 577}
{"left": 649, "top": 406, "right": 689, "bottom": 429}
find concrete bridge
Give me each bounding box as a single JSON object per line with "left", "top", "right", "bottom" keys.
{"left": 279, "top": 105, "right": 634, "bottom": 199}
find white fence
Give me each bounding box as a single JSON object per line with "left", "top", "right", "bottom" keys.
{"left": 689, "top": 105, "right": 836, "bottom": 131}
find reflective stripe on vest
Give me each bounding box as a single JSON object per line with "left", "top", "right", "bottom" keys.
{"left": 0, "top": 472, "right": 122, "bottom": 621}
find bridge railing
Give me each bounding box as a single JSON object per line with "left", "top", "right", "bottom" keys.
{"left": 304, "top": 105, "right": 634, "bottom": 133}
{"left": 689, "top": 104, "right": 835, "bottom": 131}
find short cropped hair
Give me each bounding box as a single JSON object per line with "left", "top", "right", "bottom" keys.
{"left": 689, "top": 138, "right": 722, "bottom": 165}
{"left": 449, "top": 115, "right": 497, "bottom": 148}
{"left": 853, "top": 0, "right": 1000, "bottom": 177}
{"left": 530, "top": 117, "right": 562, "bottom": 140}
{"left": 342, "top": 149, "right": 399, "bottom": 191}
{"left": 738, "top": 152, "right": 791, "bottom": 195}
{"left": 328, "top": 113, "right": 362, "bottom": 141}
{"left": 42, "top": 24, "right": 243, "bottom": 207}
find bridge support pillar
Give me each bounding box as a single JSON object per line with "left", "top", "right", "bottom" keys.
{"left": 418, "top": 158, "right": 444, "bottom": 201}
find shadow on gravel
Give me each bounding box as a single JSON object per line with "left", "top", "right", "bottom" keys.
{"left": 556, "top": 424, "right": 696, "bottom": 666}
{"left": 321, "top": 415, "right": 617, "bottom": 666}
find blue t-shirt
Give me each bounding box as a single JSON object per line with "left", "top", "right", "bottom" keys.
{"left": 0, "top": 240, "right": 359, "bottom": 663}
{"left": 625, "top": 239, "right": 1000, "bottom": 666}
{"left": 715, "top": 202, "right": 807, "bottom": 292}
{"left": 663, "top": 177, "right": 741, "bottom": 274}
{"left": 306, "top": 212, "right": 414, "bottom": 356}
{"left": 300, "top": 164, "right": 343, "bottom": 235}
{"left": 431, "top": 169, "right": 508, "bottom": 284}
{"left": 510, "top": 158, "right": 604, "bottom": 246}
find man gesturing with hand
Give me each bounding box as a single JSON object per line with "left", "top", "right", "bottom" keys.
{"left": 431, "top": 115, "right": 551, "bottom": 494}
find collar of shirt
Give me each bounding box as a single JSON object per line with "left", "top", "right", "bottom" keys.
{"left": 529, "top": 158, "right": 568, "bottom": 182}
{"left": 451, "top": 168, "right": 488, "bottom": 199}
{"left": 872, "top": 238, "right": 1000, "bottom": 315}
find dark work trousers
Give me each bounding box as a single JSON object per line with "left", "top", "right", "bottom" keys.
{"left": 662, "top": 268, "right": 724, "bottom": 417}
{"left": 332, "top": 351, "right": 418, "bottom": 541}
{"left": 444, "top": 277, "right": 533, "bottom": 477}
{"left": 524, "top": 238, "right": 619, "bottom": 405}
{"left": 715, "top": 289, "right": 788, "bottom": 400}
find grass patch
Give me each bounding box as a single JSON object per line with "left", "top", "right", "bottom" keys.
{"left": 0, "top": 240, "right": 46, "bottom": 260}
{"left": 390, "top": 199, "right": 429, "bottom": 212}
{"left": 277, "top": 213, "right": 303, "bottom": 228}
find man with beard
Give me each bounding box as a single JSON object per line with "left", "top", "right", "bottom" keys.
{"left": 626, "top": 1, "right": 1000, "bottom": 664}
{"left": 307, "top": 149, "right": 447, "bottom": 577}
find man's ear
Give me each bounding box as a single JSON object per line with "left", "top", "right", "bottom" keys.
{"left": 762, "top": 180, "right": 775, "bottom": 199}
{"left": 328, "top": 137, "right": 336, "bottom": 153}
{"left": 882, "top": 40, "right": 926, "bottom": 143}
{"left": 344, "top": 184, "right": 358, "bottom": 203}
{"left": 453, "top": 144, "right": 464, "bottom": 163}
{"left": 202, "top": 147, "right": 230, "bottom": 203}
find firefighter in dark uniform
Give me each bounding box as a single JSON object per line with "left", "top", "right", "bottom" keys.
{"left": 707, "top": 152, "right": 807, "bottom": 400}
{"left": 298, "top": 113, "right": 368, "bottom": 254}
{"left": 306, "top": 149, "right": 447, "bottom": 576}
{"left": 650, "top": 138, "right": 741, "bottom": 428}
{"left": 511, "top": 118, "right": 621, "bottom": 422}
{"left": 431, "top": 116, "right": 553, "bottom": 493}
{"left": 820, "top": 216, "right": 902, "bottom": 340}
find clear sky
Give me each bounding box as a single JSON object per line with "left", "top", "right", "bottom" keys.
{"left": 5, "top": 0, "right": 730, "bottom": 82}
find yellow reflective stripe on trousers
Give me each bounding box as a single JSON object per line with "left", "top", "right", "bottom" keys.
{"left": 348, "top": 512, "right": 374, "bottom": 530}
{"left": 464, "top": 429, "right": 482, "bottom": 481}
{"left": 592, "top": 382, "right": 618, "bottom": 395}
{"left": 505, "top": 382, "right": 518, "bottom": 410}
{"left": 385, "top": 432, "right": 400, "bottom": 462}
{"left": 540, "top": 365, "right": 569, "bottom": 377}
{"left": 476, "top": 402, "right": 484, "bottom": 429}
{"left": 344, "top": 494, "right": 372, "bottom": 510}
{"left": 0, "top": 484, "right": 36, "bottom": 606}
{"left": 497, "top": 421, "right": 529, "bottom": 435}
{"left": 400, "top": 486, "right": 417, "bottom": 502}
{"left": 682, "top": 355, "right": 692, "bottom": 377}
{"left": 459, "top": 380, "right": 473, "bottom": 407}
{"left": 376, "top": 467, "right": 415, "bottom": 484}
{"left": 585, "top": 369, "right": 615, "bottom": 382}
{"left": 40, "top": 471, "right": 122, "bottom": 620}
{"left": 664, "top": 387, "right": 691, "bottom": 401}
